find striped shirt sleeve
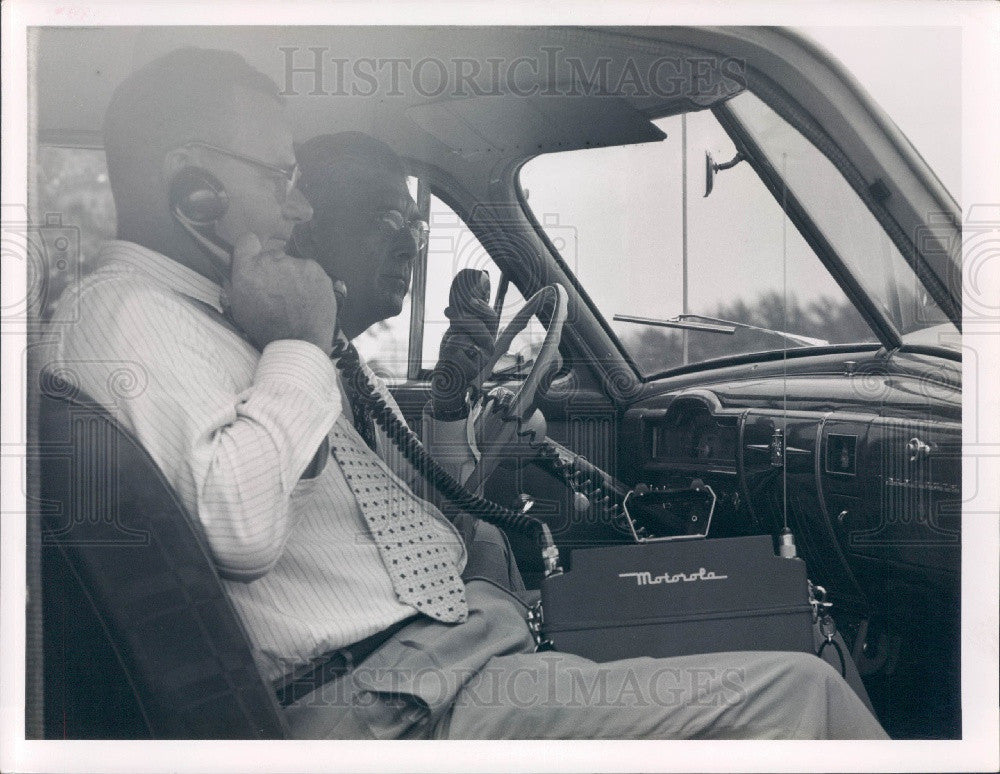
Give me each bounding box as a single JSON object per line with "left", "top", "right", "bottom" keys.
{"left": 57, "top": 279, "right": 342, "bottom": 581}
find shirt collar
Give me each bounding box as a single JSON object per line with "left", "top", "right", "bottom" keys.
{"left": 96, "top": 240, "right": 226, "bottom": 312}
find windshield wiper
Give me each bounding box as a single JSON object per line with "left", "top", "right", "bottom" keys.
{"left": 613, "top": 313, "right": 828, "bottom": 347}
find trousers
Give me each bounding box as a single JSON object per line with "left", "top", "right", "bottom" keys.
{"left": 445, "top": 514, "right": 876, "bottom": 714}
{"left": 284, "top": 576, "right": 888, "bottom": 740}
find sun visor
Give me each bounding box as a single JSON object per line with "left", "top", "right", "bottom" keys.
{"left": 405, "top": 95, "right": 666, "bottom": 159}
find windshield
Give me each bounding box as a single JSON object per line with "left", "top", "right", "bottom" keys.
{"left": 723, "top": 92, "right": 958, "bottom": 350}
{"left": 520, "top": 92, "right": 959, "bottom": 377}
{"left": 519, "top": 108, "right": 880, "bottom": 376}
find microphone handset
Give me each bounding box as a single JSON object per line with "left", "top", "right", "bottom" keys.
{"left": 328, "top": 278, "right": 629, "bottom": 576}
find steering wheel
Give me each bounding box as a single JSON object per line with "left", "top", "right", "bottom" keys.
{"left": 464, "top": 283, "right": 568, "bottom": 493}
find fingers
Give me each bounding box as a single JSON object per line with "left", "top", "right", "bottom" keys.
{"left": 233, "top": 232, "right": 263, "bottom": 263}
{"left": 446, "top": 292, "right": 495, "bottom": 319}
{"left": 432, "top": 270, "right": 501, "bottom": 419}
{"left": 232, "top": 232, "right": 332, "bottom": 288}
{"left": 223, "top": 233, "right": 264, "bottom": 306}
{"left": 442, "top": 312, "right": 496, "bottom": 353}
{"left": 439, "top": 336, "right": 487, "bottom": 379}
{"left": 448, "top": 268, "right": 491, "bottom": 309}
{"left": 486, "top": 385, "right": 516, "bottom": 415}
{"left": 446, "top": 269, "right": 499, "bottom": 340}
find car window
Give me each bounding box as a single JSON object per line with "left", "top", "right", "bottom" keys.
{"left": 421, "top": 194, "right": 546, "bottom": 379}
{"left": 34, "top": 146, "right": 116, "bottom": 319}
{"left": 724, "top": 91, "right": 958, "bottom": 346}
{"left": 519, "top": 109, "right": 880, "bottom": 377}
{"left": 352, "top": 294, "right": 413, "bottom": 379}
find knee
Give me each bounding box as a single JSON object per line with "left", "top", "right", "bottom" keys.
{"left": 780, "top": 651, "right": 842, "bottom": 684}
{"left": 472, "top": 519, "right": 506, "bottom": 546}
{"left": 459, "top": 518, "right": 521, "bottom": 587}
{"left": 452, "top": 514, "right": 507, "bottom": 551}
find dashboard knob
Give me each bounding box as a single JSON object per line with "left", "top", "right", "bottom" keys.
{"left": 907, "top": 437, "right": 932, "bottom": 462}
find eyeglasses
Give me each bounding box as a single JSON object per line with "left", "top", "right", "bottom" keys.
{"left": 181, "top": 141, "right": 301, "bottom": 200}
{"left": 377, "top": 209, "right": 430, "bottom": 251}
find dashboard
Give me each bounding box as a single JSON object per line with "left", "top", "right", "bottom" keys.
{"left": 619, "top": 364, "right": 962, "bottom": 620}
{"left": 650, "top": 409, "right": 739, "bottom": 465}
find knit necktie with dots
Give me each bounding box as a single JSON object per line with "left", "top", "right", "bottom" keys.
{"left": 328, "top": 421, "right": 468, "bottom": 623}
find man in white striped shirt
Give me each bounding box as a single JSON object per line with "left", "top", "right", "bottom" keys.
{"left": 45, "top": 44, "right": 503, "bottom": 690}
{"left": 43, "top": 47, "right": 887, "bottom": 740}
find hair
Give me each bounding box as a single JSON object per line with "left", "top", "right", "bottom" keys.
{"left": 103, "top": 47, "right": 284, "bottom": 224}
{"left": 294, "top": 131, "right": 408, "bottom": 217}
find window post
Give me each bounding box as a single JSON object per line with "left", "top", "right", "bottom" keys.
{"left": 407, "top": 178, "right": 430, "bottom": 380}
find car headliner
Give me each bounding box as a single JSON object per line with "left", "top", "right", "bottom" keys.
{"left": 37, "top": 26, "right": 739, "bottom": 154}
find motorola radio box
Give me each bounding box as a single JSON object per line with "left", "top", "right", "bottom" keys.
{"left": 540, "top": 535, "right": 815, "bottom": 662}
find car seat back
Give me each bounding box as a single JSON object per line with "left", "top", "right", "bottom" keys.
{"left": 35, "top": 379, "right": 289, "bottom": 738}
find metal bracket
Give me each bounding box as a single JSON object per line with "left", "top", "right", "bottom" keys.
{"left": 527, "top": 599, "right": 554, "bottom": 652}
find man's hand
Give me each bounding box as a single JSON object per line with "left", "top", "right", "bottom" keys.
{"left": 224, "top": 233, "right": 338, "bottom": 355}
{"left": 431, "top": 269, "right": 499, "bottom": 420}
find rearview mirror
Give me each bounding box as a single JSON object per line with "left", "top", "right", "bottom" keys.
{"left": 704, "top": 150, "right": 746, "bottom": 197}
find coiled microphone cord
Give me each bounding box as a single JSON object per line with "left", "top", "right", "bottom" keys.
{"left": 331, "top": 336, "right": 561, "bottom": 570}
